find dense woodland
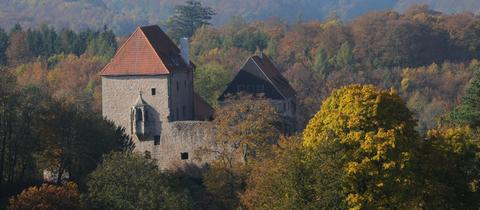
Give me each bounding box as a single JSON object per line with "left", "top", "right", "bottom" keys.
{"left": 1, "top": 0, "right": 480, "bottom": 34}
{"left": 1, "top": 1, "right": 480, "bottom": 209}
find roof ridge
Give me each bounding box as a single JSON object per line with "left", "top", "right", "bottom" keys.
{"left": 137, "top": 26, "right": 170, "bottom": 74}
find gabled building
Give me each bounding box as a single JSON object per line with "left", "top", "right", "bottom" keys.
{"left": 100, "top": 25, "right": 213, "bottom": 169}
{"left": 219, "top": 53, "right": 297, "bottom": 133}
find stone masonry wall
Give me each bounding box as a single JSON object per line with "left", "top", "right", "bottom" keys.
{"left": 103, "top": 75, "right": 214, "bottom": 169}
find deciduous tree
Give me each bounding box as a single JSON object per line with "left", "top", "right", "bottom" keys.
{"left": 8, "top": 182, "right": 84, "bottom": 210}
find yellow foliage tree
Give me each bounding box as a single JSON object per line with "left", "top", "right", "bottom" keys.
{"left": 303, "top": 84, "right": 422, "bottom": 209}
{"left": 423, "top": 126, "right": 480, "bottom": 209}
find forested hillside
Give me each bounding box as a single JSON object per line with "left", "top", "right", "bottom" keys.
{"left": 1, "top": 0, "right": 479, "bottom": 34}
{"left": 2, "top": 1, "right": 480, "bottom": 209}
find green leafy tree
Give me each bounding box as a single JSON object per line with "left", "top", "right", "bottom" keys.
{"left": 167, "top": 0, "right": 216, "bottom": 41}
{"left": 86, "top": 152, "right": 192, "bottom": 210}
{"left": 194, "top": 62, "right": 230, "bottom": 107}
{"left": 303, "top": 84, "right": 423, "bottom": 209}
{"left": 85, "top": 29, "right": 117, "bottom": 61}
{"left": 313, "top": 47, "right": 329, "bottom": 75}
{"left": 451, "top": 60, "right": 480, "bottom": 127}
{"left": 38, "top": 103, "right": 133, "bottom": 184}
{"left": 335, "top": 41, "right": 354, "bottom": 69}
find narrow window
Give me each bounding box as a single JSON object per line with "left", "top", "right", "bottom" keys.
{"left": 151, "top": 88, "right": 156, "bottom": 95}
{"left": 154, "top": 135, "right": 160, "bottom": 145}
{"left": 136, "top": 108, "right": 143, "bottom": 121}
{"left": 181, "top": 152, "right": 189, "bottom": 160}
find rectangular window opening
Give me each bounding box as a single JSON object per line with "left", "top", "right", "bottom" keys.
{"left": 181, "top": 152, "right": 188, "bottom": 160}
{"left": 154, "top": 135, "right": 160, "bottom": 145}
{"left": 151, "top": 88, "right": 156, "bottom": 95}
{"left": 182, "top": 106, "right": 186, "bottom": 118}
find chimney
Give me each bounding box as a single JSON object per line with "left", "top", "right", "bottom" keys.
{"left": 180, "top": 37, "right": 190, "bottom": 66}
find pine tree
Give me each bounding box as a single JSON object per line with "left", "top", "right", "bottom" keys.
{"left": 335, "top": 41, "right": 354, "bottom": 69}
{"left": 451, "top": 60, "right": 480, "bottom": 127}
{"left": 167, "top": 0, "right": 216, "bottom": 42}
{"left": 0, "top": 28, "right": 8, "bottom": 65}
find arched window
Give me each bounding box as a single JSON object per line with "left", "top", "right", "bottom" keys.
{"left": 136, "top": 108, "right": 143, "bottom": 121}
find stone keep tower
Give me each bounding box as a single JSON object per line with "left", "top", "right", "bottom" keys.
{"left": 100, "top": 25, "right": 213, "bottom": 169}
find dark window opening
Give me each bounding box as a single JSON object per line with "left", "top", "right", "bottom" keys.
{"left": 181, "top": 152, "right": 188, "bottom": 160}
{"left": 151, "top": 88, "right": 156, "bottom": 95}
{"left": 136, "top": 108, "right": 143, "bottom": 121}
{"left": 154, "top": 135, "right": 160, "bottom": 145}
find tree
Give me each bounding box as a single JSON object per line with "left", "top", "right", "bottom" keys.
{"left": 303, "top": 84, "right": 423, "bottom": 209}
{"left": 167, "top": 0, "right": 216, "bottom": 41}
{"left": 0, "top": 28, "right": 8, "bottom": 65}
{"left": 421, "top": 126, "right": 480, "bottom": 209}
{"left": 194, "top": 62, "right": 230, "bottom": 107}
{"left": 86, "top": 152, "right": 192, "bottom": 210}
{"left": 6, "top": 30, "right": 31, "bottom": 66}
{"left": 451, "top": 60, "right": 480, "bottom": 127}
{"left": 38, "top": 103, "right": 133, "bottom": 185}
{"left": 85, "top": 29, "right": 117, "bottom": 61}
{"left": 200, "top": 95, "right": 282, "bottom": 209}
{"left": 313, "top": 47, "right": 329, "bottom": 75}
{"left": 335, "top": 41, "right": 354, "bottom": 69}
{"left": 8, "top": 182, "right": 84, "bottom": 210}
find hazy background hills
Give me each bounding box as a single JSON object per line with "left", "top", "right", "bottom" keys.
{"left": 1, "top": 0, "right": 479, "bottom": 34}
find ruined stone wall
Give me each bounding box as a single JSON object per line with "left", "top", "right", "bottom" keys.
{"left": 151, "top": 121, "right": 215, "bottom": 169}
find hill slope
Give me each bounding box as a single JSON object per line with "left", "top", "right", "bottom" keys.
{"left": 0, "top": 0, "right": 478, "bottom": 34}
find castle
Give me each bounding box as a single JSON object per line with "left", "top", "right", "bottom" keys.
{"left": 100, "top": 25, "right": 296, "bottom": 169}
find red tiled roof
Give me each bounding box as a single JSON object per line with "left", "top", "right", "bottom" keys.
{"left": 100, "top": 25, "right": 190, "bottom": 76}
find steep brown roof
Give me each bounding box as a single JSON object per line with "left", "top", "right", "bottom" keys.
{"left": 194, "top": 92, "right": 214, "bottom": 121}
{"left": 249, "top": 53, "right": 296, "bottom": 98}
{"left": 100, "top": 25, "right": 189, "bottom": 76}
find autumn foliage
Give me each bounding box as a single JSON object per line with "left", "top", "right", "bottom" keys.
{"left": 8, "top": 182, "right": 83, "bottom": 210}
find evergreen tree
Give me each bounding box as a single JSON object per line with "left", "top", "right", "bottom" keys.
{"left": 335, "top": 41, "right": 354, "bottom": 69}
{"left": 0, "top": 28, "right": 8, "bottom": 65}
{"left": 167, "top": 0, "right": 216, "bottom": 41}
{"left": 451, "top": 60, "right": 480, "bottom": 127}
{"left": 313, "top": 47, "right": 329, "bottom": 75}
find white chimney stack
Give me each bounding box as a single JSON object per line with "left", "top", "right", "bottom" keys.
{"left": 180, "top": 37, "right": 190, "bottom": 66}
